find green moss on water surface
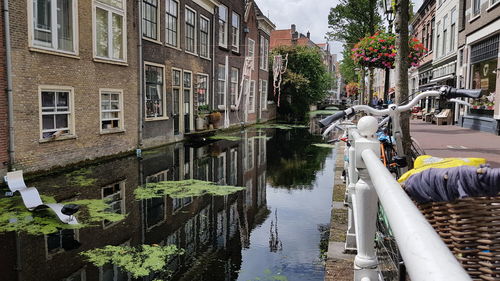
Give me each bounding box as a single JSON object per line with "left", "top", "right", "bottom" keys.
{"left": 208, "top": 135, "right": 241, "bottom": 141}
{"left": 81, "top": 245, "right": 183, "bottom": 278}
{"left": 134, "top": 179, "right": 245, "bottom": 200}
{"left": 65, "top": 167, "right": 97, "bottom": 187}
{"left": 253, "top": 124, "right": 307, "bottom": 130}
{"left": 312, "top": 143, "right": 336, "bottom": 149}
{"left": 0, "top": 196, "right": 125, "bottom": 235}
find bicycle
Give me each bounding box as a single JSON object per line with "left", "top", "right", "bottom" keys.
{"left": 319, "top": 86, "right": 484, "bottom": 280}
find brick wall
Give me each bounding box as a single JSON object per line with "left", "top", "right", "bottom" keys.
{"left": 0, "top": 5, "right": 8, "bottom": 177}
{"left": 9, "top": 0, "right": 139, "bottom": 173}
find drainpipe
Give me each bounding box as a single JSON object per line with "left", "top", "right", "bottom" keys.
{"left": 212, "top": 11, "right": 216, "bottom": 112}
{"left": 137, "top": 0, "right": 143, "bottom": 149}
{"left": 4, "top": 0, "right": 14, "bottom": 169}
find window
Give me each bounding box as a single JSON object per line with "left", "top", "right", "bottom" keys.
{"left": 46, "top": 229, "right": 78, "bottom": 255}
{"left": 40, "top": 87, "right": 73, "bottom": 139}
{"left": 102, "top": 181, "right": 125, "bottom": 227}
{"left": 229, "top": 149, "right": 237, "bottom": 185}
{"left": 430, "top": 19, "right": 434, "bottom": 51}
{"left": 142, "top": 0, "right": 158, "bottom": 40}
{"left": 247, "top": 38, "right": 255, "bottom": 68}
{"left": 166, "top": 0, "right": 178, "bottom": 47}
{"left": 492, "top": 0, "right": 499, "bottom": 6}
{"left": 259, "top": 36, "right": 269, "bottom": 71}
{"left": 217, "top": 64, "right": 226, "bottom": 106}
{"left": 31, "top": 0, "right": 77, "bottom": 53}
{"left": 442, "top": 16, "right": 447, "bottom": 56}
{"left": 183, "top": 72, "right": 192, "bottom": 123}
{"left": 473, "top": 0, "right": 481, "bottom": 15}
{"left": 100, "top": 90, "right": 123, "bottom": 132}
{"left": 249, "top": 80, "right": 255, "bottom": 113}
{"left": 94, "top": 0, "right": 126, "bottom": 61}
{"left": 145, "top": 171, "right": 167, "bottom": 228}
{"left": 247, "top": 138, "right": 254, "bottom": 170}
{"left": 230, "top": 68, "right": 239, "bottom": 105}
{"left": 185, "top": 7, "right": 196, "bottom": 53}
{"left": 231, "top": 12, "right": 240, "bottom": 52}
{"left": 145, "top": 64, "right": 166, "bottom": 119}
{"left": 435, "top": 21, "right": 440, "bottom": 57}
{"left": 197, "top": 74, "right": 209, "bottom": 107}
{"left": 199, "top": 16, "right": 210, "bottom": 58}
{"left": 450, "top": 8, "right": 456, "bottom": 52}
{"left": 172, "top": 69, "right": 181, "bottom": 122}
{"left": 260, "top": 79, "right": 268, "bottom": 110}
{"left": 218, "top": 5, "right": 228, "bottom": 47}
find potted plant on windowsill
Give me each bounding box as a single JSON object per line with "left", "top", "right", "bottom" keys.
{"left": 208, "top": 110, "right": 222, "bottom": 129}
{"left": 196, "top": 105, "right": 210, "bottom": 131}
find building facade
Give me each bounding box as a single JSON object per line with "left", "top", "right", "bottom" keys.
{"left": 457, "top": 0, "right": 500, "bottom": 134}
{"left": 8, "top": 0, "right": 139, "bottom": 173}
{"left": 0, "top": 7, "right": 8, "bottom": 177}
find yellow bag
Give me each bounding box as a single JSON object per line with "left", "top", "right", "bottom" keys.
{"left": 398, "top": 155, "right": 486, "bottom": 183}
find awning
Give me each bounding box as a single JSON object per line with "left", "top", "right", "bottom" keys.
{"left": 430, "top": 74, "right": 455, "bottom": 84}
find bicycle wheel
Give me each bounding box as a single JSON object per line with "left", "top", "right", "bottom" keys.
{"left": 376, "top": 205, "right": 406, "bottom": 281}
{"left": 409, "top": 136, "right": 426, "bottom": 162}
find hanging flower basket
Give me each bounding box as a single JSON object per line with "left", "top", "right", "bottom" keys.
{"left": 351, "top": 32, "right": 427, "bottom": 69}
{"left": 345, "top": 82, "right": 359, "bottom": 97}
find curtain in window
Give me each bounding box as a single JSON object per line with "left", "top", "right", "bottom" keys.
{"left": 112, "top": 14, "right": 123, "bottom": 60}
{"left": 96, "top": 8, "right": 109, "bottom": 57}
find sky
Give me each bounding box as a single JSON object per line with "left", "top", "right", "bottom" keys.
{"left": 253, "top": 0, "right": 424, "bottom": 61}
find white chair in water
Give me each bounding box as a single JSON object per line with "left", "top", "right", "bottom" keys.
{"left": 4, "top": 170, "right": 78, "bottom": 225}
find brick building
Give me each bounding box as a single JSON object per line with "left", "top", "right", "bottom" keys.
{"left": 270, "top": 24, "right": 318, "bottom": 49}
{"left": 0, "top": 6, "right": 8, "bottom": 178}
{"left": 7, "top": 0, "right": 139, "bottom": 172}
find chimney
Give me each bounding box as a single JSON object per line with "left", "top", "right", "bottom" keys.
{"left": 291, "top": 24, "right": 296, "bottom": 33}
{"left": 307, "top": 31, "right": 310, "bottom": 39}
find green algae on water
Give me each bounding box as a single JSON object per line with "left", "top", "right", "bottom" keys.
{"left": 208, "top": 135, "right": 241, "bottom": 141}
{"left": 65, "top": 167, "right": 97, "bottom": 187}
{"left": 254, "top": 124, "right": 307, "bottom": 130}
{"left": 134, "top": 179, "right": 245, "bottom": 200}
{"left": 0, "top": 196, "right": 125, "bottom": 235}
{"left": 81, "top": 245, "right": 183, "bottom": 278}
{"left": 312, "top": 143, "right": 336, "bottom": 149}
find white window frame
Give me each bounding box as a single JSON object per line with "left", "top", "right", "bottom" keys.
{"left": 260, "top": 79, "right": 268, "bottom": 110}
{"left": 28, "top": 0, "right": 79, "bottom": 55}
{"left": 217, "top": 64, "right": 227, "bottom": 107}
{"left": 218, "top": 4, "right": 228, "bottom": 48}
{"left": 142, "top": 0, "right": 161, "bottom": 42}
{"left": 145, "top": 170, "right": 168, "bottom": 229}
{"left": 247, "top": 38, "right": 255, "bottom": 69}
{"left": 490, "top": 0, "right": 500, "bottom": 8}
{"left": 259, "top": 36, "right": 269, "bottom": 71}
{"left": 166, "top": 0, "right": 180, "bottom": 48}
{"left": 196, "top": 73, "right": 209, "bottom": 107}
{"left": 101, "top": 180, "right": 126, "bottom": 229}
{"left": 230, "top": 67, "right": 239, "bottom": 106}
{"left": 442, "top": 15, "right": 447, "bottom": 56}
{"left": 99, "top": 89, "right": 124, "bottom": 133}
{"left": 92, "top": 0, "right": 127, "bottom": 63}
{"left": 248, "top": 80, "right": 256, "bottom": 113}
{"left": 229, "top": 148, "right": 238, "bottom": 185}
{"left": 450, "top": 8, "right": 456, "bottom": 52}
{"left": 472, "top": 0, "right": 481, "bottom": 16}
{"left": 144, "top": 62, "right": 168, "bottom": 121}
{"left": 231, "top": 12, "right": 240, "bottom": 52}
{"left": 199, "top": 15, "right": 210, "bottom": 59}
{"left": 184, "top": 6, "right": 197, "bottom": 55}
{"left": 39, "top": 85, "right": 75, "bottom": 141}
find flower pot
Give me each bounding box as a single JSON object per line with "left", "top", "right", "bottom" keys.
{"left": 196, "top": 116, "right": 206, "bottom": 131}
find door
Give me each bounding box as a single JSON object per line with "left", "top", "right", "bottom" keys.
{"left": 172, "top": 70, "right": 181, "bottom": 135}
{"left": 183, "top": 72, "right": 192, "bottom": 133}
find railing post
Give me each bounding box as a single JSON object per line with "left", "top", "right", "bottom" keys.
{"left": 352, "top": 116, "right": 381, "bottom": 281}
{"left": 345, "top": 142, "right": 357, "bottom": 251}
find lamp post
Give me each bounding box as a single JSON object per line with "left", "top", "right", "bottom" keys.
{"left": 382, "top": 0, "right": 395, "bottom": 102}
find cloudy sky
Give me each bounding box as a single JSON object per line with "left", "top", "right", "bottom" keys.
{"left": 254, "top": 0, "right": 424, "bottom": 61}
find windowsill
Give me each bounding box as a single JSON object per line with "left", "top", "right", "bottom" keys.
{"left": 262, "top": 109, "right": 268, "bottom": 112}
{"left": 185, "top": 50, "right": 199, "bottom": 57}
{"left": 218, "top": 45, "right": 229, "bottom": 51}
{"left": 100, "top": 129, "right": 126, "bottom": 135}
{"left": 231, "top": 48, "right": 240, "bottom": 55}
{"left": 260, "top": 67, "right": 269, "bottom": 72}
{"left": 29, "top": 47, "right": 80, "bottom": 60}
{"left": 145, "top": 117, "right": 169, "bottom": 122}
{"left": 93, "top": 57, "right": 128, "bottom": 66}
{"left": 143, "top": 37, "right": 163, "bottom": 45}
{"left": 200, "top": 56, "right": 211, "bottom": 61}
{"left": 165, "top": 44, "right": 182, "bottom": 51}
{"left": 487, "top": 1, "right": 500, "bottom": 11}
{"left": 39, "top": 134, "right": 77, "bottom": 143}
{"left": 469, "top": 14, "right": 481, "bottom": 23}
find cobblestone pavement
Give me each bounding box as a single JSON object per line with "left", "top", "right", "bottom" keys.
{"left": 411, "top": 120, "right": 500, "bottom": 168}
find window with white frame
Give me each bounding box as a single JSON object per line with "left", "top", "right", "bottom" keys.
{"left": 231, "top": 12, "right": 240, "bottom": 52}
{"left": 229, "top": 149, "right": 237, "bottom": 185}
{"left": 450, "top": 8, "right": 456, "bottom": 52}
{"left": 166, "top": 0, "right": 178, "bottom": 47}
{"left": 218, "top": 5, "right": 228, "bottom": 47}
{"left": 473, "top": 0, "right": 481, "bottom": 15}
{"left": 145, "top": 64, "right": 166, "bottom": 119}
{"left": 31, "top": 0, "right": 77, "bottom": 53}
{"left": 247, "top": 138, "right": 254, "bottom": 170}
{"left": 199, "top": 16, "right": 210, "bottom": 58}
{"left": 173, "top": 69, "right": 181, "bottom": 118}
{"left": 260, "top": 79, "right": 268, "bottom": 110}
{"left": 40, "top": 88, "right": 73, "bottom": 139}
{"left": 100, "top": 90, "right": 123, "bottom": 132}
{"left": 247, "top": 38, "right": 255, "bottom": 68}
{"left": 249, "top": 80, "right": 255, "bottom": 113}
{"left": 185, "top": 7, "right": 196, "bottom": 53}
{"left": 259, "top": 36, "right": 269, "bottom": 71}
{"left": 435, "top": 21, "right": 440, "bottom": 57}
{"left": 217, "top": 64, "right": 226, "bottom": 106}
{"left": 142, "top": 0, "right": 158, "bottom": 40}
{"left": 94, "top": 0, "right": 126, "bottom": 61}
{"left": 102, "top": 181, "right": 125, "bottom": 227}
{"left": 442, "top": 15, "right": 447, "bottom": 56}
{"left": 230, "top": 68, "right": 239, "bottom": 105}
{"left": 197, "top": 74, "right": 209, "bottom": 107}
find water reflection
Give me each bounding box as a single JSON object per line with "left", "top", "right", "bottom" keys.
{"left": 0, "top": 127, "right": 333, "bottom": 281}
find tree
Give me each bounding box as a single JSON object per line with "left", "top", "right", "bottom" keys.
{"left": 271, "top": 45, "right": 331, "bottom": 121}
{"left": 339, "top": 47, "right": 358, "bottom": 84}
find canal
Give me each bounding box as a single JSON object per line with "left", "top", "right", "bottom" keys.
{"left": 0, "top": 126, "right": 335, "bottom": 281}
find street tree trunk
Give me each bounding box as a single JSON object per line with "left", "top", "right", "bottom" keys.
{"left": 368, "top": 67, "right": 374, "bottom": 104}
{"left": 395, "top": 0, "right": 412, "bottom": 160}
{"left": 360, "top": 67, "right": 366, "bottom": 104}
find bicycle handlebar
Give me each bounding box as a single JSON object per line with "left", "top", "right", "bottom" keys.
{"left": 444, "top": 87, "right": 484, "bottom": 99}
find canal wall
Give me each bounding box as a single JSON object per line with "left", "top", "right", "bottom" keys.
{"left": 325, "top": 142, "right": 354, "bottom": 281}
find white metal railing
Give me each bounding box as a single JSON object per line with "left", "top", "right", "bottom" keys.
{"left": 342, "top": 116, "right": 471, "bottom": 281}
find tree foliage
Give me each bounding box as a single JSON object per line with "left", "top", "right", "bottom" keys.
{"left": 339, "top": 47, "right": 358, "bottom": 83}
{"left": 271, "top": 45, "right": 331, "bottom": 121}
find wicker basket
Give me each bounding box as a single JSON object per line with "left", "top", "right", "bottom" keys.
{"left": 418, "top": 197, "right": 500, "bottom": 280}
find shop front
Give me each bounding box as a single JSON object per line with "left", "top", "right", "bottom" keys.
{"left": 461, "top": 34, "right": 499, "bottom": 135}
